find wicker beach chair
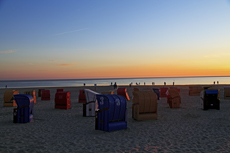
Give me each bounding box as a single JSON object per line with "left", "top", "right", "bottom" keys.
{"left": 55, "top": 91, "right": 71, "bottom": 109}
{"left": 13, "top": 94, "right": 34, "bottom": 123}
{"left": 132, "top": 91, "right": 158, "bottom": 120}
{"left": 224, "top": 86, "right": 230, "bottom": 99}
{"left": 200, "top": 89, "right": 220, "bottom": 110}
{"left": 3, "top": 90, "right": 19, "bottom": 107}
{"left": 167, "top": 89, "right": 181, "bottom": 108}
{"left": 95, "top": 94, "right": 127, "bottom": 132}
{"left": 117, "top": 88, "right": 130, "bottom": 100}
{"left": 83, "top": 89, "right": 99, "bottom": 117}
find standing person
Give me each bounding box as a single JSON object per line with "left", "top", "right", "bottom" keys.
{"left": 114, "top": 82, "right": 117, "bottom": 89}
{"left": 5, "top": 85, "right": 7, "bottom": 88}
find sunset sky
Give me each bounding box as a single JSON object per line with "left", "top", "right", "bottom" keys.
{"left": 0, "top": 0, "right": 230, "bottom": 80}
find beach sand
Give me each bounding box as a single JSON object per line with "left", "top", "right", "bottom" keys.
{"left": 0, "top": 85, "right": 230, "bottom": 153}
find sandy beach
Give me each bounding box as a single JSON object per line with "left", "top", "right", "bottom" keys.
{"left": 0, "top": 84, "right": 230, "bottom": 153}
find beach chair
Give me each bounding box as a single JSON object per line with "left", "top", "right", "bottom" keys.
{"left": 57, "top": 89, "right": 64, "bottom": 93}
{"left": 24, "top": 90, "right": 36, "bottom": 103}
{"left": 83, "top": 89, "right": 99, "bottom": 117}
{"left": 13, "top": 94, "right": 34, "bottom": 123}
{"left": 78, "top": 89, "right": 86, "bottom": 103}
{"left": 167, "top": 89, "right": 181, "bottom": 108}
{"left": 132, "top": 91, "right": 158, "bottom": 120}
{"left": 169, "top": 87, "right": 180, "bottom": 93}
{"left": 3, "top": 90, "right": 19, "bottom": 107}
{"left": 95, "top": 94, "right": 127, "bottom": 132}
{"left": 38, "top": 89, "right": 45, "bottom": 97}
{"left": 133, "top": 88, "right": 139, "bottom": 92}
{"left": 200, "top": 89, "right": 220, "bottom": 110}
{"left": 55, "top": 91, "right": 71, "bottom": 109}
{"left": 152, "top": 88, "right": 160, "bottom": 100}
{"left": 117, "top": 88, "right": 130, "bottom": 100}
{"left": 189, "top": 86, "right": 203, "bottom": 96}
{"left": 41, "top": 90, "right": 50, "bottom": 101}
{"left": 224, "top": 86, "right": 230, "bottom": 99}
{"left": 160, "top": 87, "right": 168, "bottom": 97}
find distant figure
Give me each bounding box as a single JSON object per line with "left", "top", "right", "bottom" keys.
{"left": 94, "top": 84, "right": 97, "bottom": 90}
{"left": 129, "top": 83, "right": 132, "bottom": 87}
{"left": 214, "top": 81, "right": 215, "bottom": 85}
{"left": 5, "top": 85, "right": 7, "bottom": 88}
{"left": 144, "top": 82, "right": 145, "bottom": 85}
{"left": 164, "top": 82, "right": 166, "bottom": 86}
{"left": 152, "top": 82, "right": 155, "bottom": 85}
{"left": 136, "top": 82, "right": 138, "bottom": 85}
{"left": 111, "top": 82, "right": 113, "bottom": 86}
{"left": 217, "top": 81, "right": 219, "bottom": 84}
{"left": 173, "top": 82, "right": 175, "bottom": 86}
{"left": 84, "top": 83, "right": 85, "bottom": 86}
{"left": 139, "top": 82, "right": 140, "bottom": 85}
{"left": 114, "top": 82, "right": 117, "bottom": 89}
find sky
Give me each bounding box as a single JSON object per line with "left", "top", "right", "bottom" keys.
{"left": 0, "top": 0, "right": 230, "bottom": 80}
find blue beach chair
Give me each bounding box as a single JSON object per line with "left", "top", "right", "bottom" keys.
{"left": 95, "top": 94, "right": 127, "bottom": 132}
{"left": 200, "top": 90, "right": 220, "bottom": 110}
{"left": 152, "top": 88, "right": 160, "bottom": 100}
{"left": 13, "top": 94, "right": 34, "bottom": 123}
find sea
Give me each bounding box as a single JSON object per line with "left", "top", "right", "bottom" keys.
{"left": 0, "top": 76, "right": 230, "bottom": 89}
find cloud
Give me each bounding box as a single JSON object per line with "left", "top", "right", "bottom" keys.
{"left": 0, "top": 50, "right": 15, "bottom": 53}
{"left": 58, "top": 63, "right": 77, "bottom": 66}
{"left": 55, "top": 28, "right": 88, "bottom": 35}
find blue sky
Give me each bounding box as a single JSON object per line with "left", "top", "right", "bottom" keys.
{"left": 0, "top": 0, "right": 230, "bottom": 80}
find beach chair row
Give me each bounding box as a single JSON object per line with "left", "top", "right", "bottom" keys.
{"left": 3, "top": 86, "right": 223, "bottom": 132}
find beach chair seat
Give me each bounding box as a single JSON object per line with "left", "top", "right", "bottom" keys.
{"left": 152, "top": 88, "right": 160, "bottom": 100}
{"left": 167, "top": 89, "right": 181, "bottom": 108}
{"left": 160, "top": 87, "right": 168, "bottom": 97}
{"left": 224, "top": 86, "right": 230, "bottom": 99}
{"left": 41, "top": 90, "right": 50, "bottom": 101}
{"left": 55, "top": 91, "right": 71, "bottom": 109}
{"left": 13, "top": 94, "right": 34, "bottom": 123}
{"left": 200, "top": 90, "right": 220, "bottom": 110}
{"left": 24, "top": 90, "right": 36, "bottom": 103}
{"left": 132, "top": 91, "right": 158, "bottom": 120}
{"left": 117, "top": 88, "right": 130, "bottom": 100}
{"left": 101, "top": 91, "right": 114, "bottom": 94}
{"left": 3, "top": 90, "right": 19, "bottom": 107}
{"left": 189, "top": 86, "right": 203, "bottom": 96}
{"left": 95, "top": 94, "right": 127, "bottom": 132}
{"left": 83, "top": 89, "right": 99, "bottom": 116}
{"left": 78, "top": 89, "right": 86, "bottom": 103}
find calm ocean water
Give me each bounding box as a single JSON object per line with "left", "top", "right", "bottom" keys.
{"left": 0, "top": 76, "right": 230, "bottom": 89}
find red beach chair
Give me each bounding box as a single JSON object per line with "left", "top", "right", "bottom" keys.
{"left": 117, "top": 88, "right": 130, "bottom": 100}
{"left": 41, "top": 90, "right": 50, "bottom": 101}
{"left": 78, "top": 89, "right": 86, "bottom": 103}
{"left": 55, "top": 91, "right": 71, "bottom": 109}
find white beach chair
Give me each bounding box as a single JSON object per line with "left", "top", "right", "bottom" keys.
{"left": 83, "top": 89, "right": 99, "bottom": 117}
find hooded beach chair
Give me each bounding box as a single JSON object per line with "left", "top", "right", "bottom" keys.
{"left": 167, "top": 89, "right": 181, "bottom": 108}
{"left": 3, "top": 90, "right": 19, "bottom": 107}
{"left": 189, "top": 86, "right": 203, "bottom": 96}
{"left": 13, "top": 94, "right": 34, "bottom": 123}
{"left": 78, "top": 89, "right": 86, "bottom": 103}
{"left": 200, "top": 89, "right": 220, "bottom": 110}
{"left": 95, "top": 94, "right": 127, "bottom": 132}
{"left": 132, "top": 91, "right": 158, "bottom": 120}
{"left": 152, "top": 88, "right": 160, "bottom": 100}
{"left": 41, "top": 89, "right": 50, "bottom": 101}
{"left": 160, "top": 87, "right": 168, "bottom": 97}
{"left": 24, "top": 90, "right": 36, "bottom": 103}
{"left": 55, "top": 91, "right": 71, "bottom": 109}
{"left": 224, "top": 86, "right": 230, "bottom": 99}
{"left": 117, "top": 88, "right": 130, "bottom": 100}
{"left": 83, "top": 89, "right": 99, "bottom": 117}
